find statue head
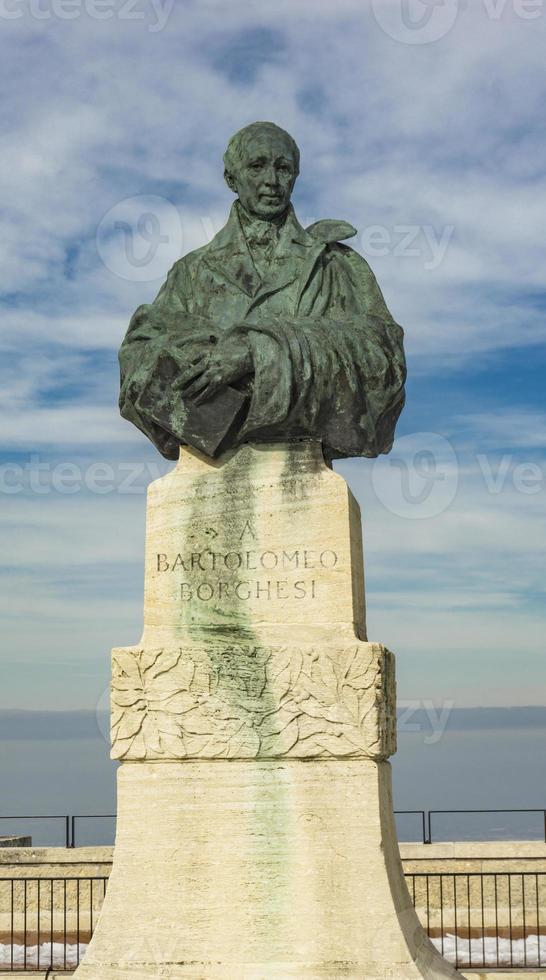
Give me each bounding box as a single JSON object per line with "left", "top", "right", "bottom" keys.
{"left": 223, "top": 121, "right": 300, "bottom": 221}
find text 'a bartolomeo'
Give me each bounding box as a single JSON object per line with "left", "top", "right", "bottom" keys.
{"left": 155, "top": 549, "right": 339, "bottom": 573}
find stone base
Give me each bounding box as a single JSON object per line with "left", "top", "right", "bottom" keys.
{"left": 74, "top": 760, "right": 457, "bottom": 979}
{"left": 74, "top": 443, "right": 458, "bottom": 979}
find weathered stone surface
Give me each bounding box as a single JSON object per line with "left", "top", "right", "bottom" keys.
{"left": 111, "top": 641, "right": 396, "bottom": 761}
{"left": 110, "top": 441, "right": 394, "bottom": 763}
{"left": 5, "top": 975, "right": 533, "bottom": 980}
{"left": 141, "top": 440, "right": 366, "bottom": 641}
{"left": 74, "top": 761, "right": 458, "bottom": 980}
{"left": 74, "top": 442, "right": 458, "bottom": 979}
{"left": 5, "top": 844, "right": 545, "bottom": 974}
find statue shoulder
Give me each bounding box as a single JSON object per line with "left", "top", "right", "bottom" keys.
{"left": 305, "top": 219, "right": 357, "bottom": 244}
{"left": 309, "top": 234, "right": 398, "bottom": 323}
{"left": 303, "top": 220, "right": 380, "bottom": 280}
{"left": 166, "top": 243, "right": 206, "bottom": 276}
{"left": 158, "top": 241, "right": 210, "bottom": 294}
{"left": 323, "top": 238, "right": 378, "bottom": 278}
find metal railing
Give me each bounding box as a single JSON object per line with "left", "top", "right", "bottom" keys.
{"left": 395, "top": 808, "right": 546, "bottom": 844}
{"left": 406, "top": 871, "right": 546, "bottom": 970}
{"left": 394, "top": 810, "right": 428, "bottom": 844}
{"left": 2, "top": 809, "right": 546, "bottom": 847}
{"left": 70, "top": 815, "right": 116, "bottom": 849}
{"left": 0, "top": 817, "right": 71, "bottom": 849}
{"left": 0, "top": 871, "right": 545, "bottom": 971}
{"left": 425, "top": 809, "right": 546, "bottom": 846}
{"left": 0, "top": 876, "right": 107, "bottom": 972}
{"left": 0, "top": 815, "right": 116, "bottom": 849}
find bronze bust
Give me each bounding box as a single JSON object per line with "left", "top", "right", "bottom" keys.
{"left": 119, "top": 121, "right": 406, "bottom": 461}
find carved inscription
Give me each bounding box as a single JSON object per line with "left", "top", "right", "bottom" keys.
{"left": 156, "top": 548, "right": 339, "bottom": 571}
{"left": 155, "top": 548, "right": 339, "bottom": 603}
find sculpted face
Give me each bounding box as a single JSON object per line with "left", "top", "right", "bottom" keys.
{"left": 229, "top": 131, "right": 298, "bottom": 220}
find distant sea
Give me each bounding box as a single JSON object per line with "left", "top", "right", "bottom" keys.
{"left": 0, "top": 708, "right": 545, "bottom": 846}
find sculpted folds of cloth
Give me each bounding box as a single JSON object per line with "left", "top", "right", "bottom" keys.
{"left": 119, "top": 121, "right": 406, "bottom": 460}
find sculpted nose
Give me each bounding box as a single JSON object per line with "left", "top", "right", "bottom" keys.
{"left": 262, "top": 165, "right": 278, "bottom": 186}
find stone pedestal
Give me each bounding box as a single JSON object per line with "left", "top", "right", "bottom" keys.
{"left": 74, "top": 442, "right": 458, "bottom": 979}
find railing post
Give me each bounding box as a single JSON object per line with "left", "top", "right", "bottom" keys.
{"left": 65, "top": 815, "right": 70, "bottom": 849}
{"left": 71, "top": 815, "right": 76, "bottom": 849}
{"left": 425, "top": 810, "right": 432, "bottom": 845}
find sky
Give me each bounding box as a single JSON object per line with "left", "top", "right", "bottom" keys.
{"left": 0, "top": 0, "right": 545, "bottom": 713}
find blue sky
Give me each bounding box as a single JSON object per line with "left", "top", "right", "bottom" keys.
{"left": 0, "top": 0, "right": 545, "bottom": 711}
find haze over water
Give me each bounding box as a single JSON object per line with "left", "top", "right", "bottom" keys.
{"left": 1, "top": 712, "right": 545, "bottom": 846}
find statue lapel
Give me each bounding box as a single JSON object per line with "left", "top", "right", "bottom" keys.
{"left": 246, "top": 208, "right": 325, "bottom": 314}
{"left": 202, "top": 204, "right": 263, "bottom": 298}
{"left": 201, "top": 203, "right": 328, "bottom": 312}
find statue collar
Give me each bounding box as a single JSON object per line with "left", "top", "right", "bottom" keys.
{"left": 202, "top": 201, "right": 356, "bottom": 299}
{"left": 237, "top": 204, "right": 289, "bottom": 247}
{"left": 211, "top": 201, "right": 313, "bottom": 248}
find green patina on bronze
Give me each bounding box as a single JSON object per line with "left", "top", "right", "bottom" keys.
{"left": 118, "top": 121, "right": 406, "bottom": 461}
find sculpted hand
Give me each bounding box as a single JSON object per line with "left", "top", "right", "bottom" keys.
{"left": 176, "top": 335, "right": 253, "bottom": 405}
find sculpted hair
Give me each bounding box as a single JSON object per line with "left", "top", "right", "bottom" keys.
{"left": 223, "top": 122, "right": 300, "bottom": 182}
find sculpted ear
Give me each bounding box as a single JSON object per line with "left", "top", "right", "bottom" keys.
{"left": 224, "top": 169, "right": 238, "bottom": 193}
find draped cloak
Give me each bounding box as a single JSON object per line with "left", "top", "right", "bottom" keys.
{"left": 118, "top": 201, "right": 406, "bottom": 461}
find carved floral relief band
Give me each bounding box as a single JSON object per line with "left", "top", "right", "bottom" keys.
{"left": 111, "top": 642, "right": 396, "bottom": 762}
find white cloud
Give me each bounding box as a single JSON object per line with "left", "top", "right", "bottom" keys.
{"left": 0, "top": 405, "right": 129, "bottom": 446}
{"left": 459, "top": 410, "right": 546, "bottom": 449}
{"left": 1, "top": 1, "right": 546, "bottom": 707}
